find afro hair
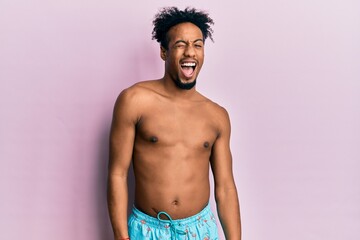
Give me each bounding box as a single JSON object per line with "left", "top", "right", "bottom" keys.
{"left": 152, "top": 7, "right": 214, "bottom": 49}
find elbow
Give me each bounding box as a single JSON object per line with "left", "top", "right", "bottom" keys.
{"left": 214, "top": 183, "right": 238, "bottom": 203}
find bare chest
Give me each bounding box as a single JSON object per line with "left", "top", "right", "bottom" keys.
{"left": 135, "top": 102, "right": 218, "bottom": 149}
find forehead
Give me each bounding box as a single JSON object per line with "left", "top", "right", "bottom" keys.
{"left": 167, "top": 22, "right": 203, "bottom": 42}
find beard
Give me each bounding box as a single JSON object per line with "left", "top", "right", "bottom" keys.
{"left": 172, "top": 77, "right": 197, "bottom": 90}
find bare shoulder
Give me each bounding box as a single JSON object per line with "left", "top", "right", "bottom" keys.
{"left": 200, "top": 94, "right": 230, "bottom": 121}
{"left": 115, "top": 80, "right": 160, "bottom": 106}
{"left": 113, "top": 80, "right": 161, "bottom": 121}
{"left": 200, "top": 95, "right": 231, "bottom": 134}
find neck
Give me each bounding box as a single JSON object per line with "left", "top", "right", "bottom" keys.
{"left": 161, "top": 74, "right": 197, "bottom": 99}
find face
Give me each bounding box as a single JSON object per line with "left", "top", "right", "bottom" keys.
{"left": 161, "top": 22, "right": 204, "bottom": 90}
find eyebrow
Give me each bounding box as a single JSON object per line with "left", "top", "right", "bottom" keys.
{"left": 174, "top": 39, "right": 204, "bottom": 45}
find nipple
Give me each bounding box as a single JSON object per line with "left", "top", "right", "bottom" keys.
{"left": 150, "top": 136, "right": 158, "bottom": 143}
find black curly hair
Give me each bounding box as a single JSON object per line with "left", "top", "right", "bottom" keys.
{"left": 152, "top": 7, "right": 214, "bottom": 49}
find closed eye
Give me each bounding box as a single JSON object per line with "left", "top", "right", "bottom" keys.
{"left": 176, "top": 44, "right": 186, "bottom": 48}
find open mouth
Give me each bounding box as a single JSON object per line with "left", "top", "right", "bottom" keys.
{"left": 180, "top": 62, "right": 196, "bottom": 79}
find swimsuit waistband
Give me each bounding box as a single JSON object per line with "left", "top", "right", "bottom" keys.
{"left": 131, "top": 203, "right": 212, "bottom": 228}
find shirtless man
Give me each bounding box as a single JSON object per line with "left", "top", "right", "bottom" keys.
{"left": 107, "top": 7, "right": 241, "bottom": 240}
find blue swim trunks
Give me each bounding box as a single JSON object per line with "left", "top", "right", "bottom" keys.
{"left": 128, "top": 203, "right": 219, "bottom": 240}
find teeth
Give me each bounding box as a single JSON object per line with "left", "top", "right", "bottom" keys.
{"left": 181, "top": 62, "right": 196, "bottom": 67}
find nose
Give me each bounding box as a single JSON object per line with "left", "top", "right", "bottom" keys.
{"left": 184, "top": 45, "right": 195, "bottom": 57}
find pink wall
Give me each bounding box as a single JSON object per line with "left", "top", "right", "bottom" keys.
{"left": 1, "top": 1, "right": 359, "bottom": 239}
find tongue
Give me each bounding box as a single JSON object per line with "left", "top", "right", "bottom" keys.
{"left": 181, "top": 67, "right": 194, "bottom": 78}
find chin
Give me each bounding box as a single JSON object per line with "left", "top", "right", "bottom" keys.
{"left": 174, "top": 78, "right": 197, "bottom": 90}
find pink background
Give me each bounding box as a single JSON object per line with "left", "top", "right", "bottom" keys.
{"left": 1, "top": 0, "right": 359, "bottom": 239}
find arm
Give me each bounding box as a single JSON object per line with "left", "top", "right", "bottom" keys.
{"left": 107, "top": 88, "right": 138, "bottom": 240}
{"left": 210, "top": 107, "right": 241, "bottom": 240}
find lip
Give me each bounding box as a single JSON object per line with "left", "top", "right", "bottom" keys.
{"left": 180, "top": 59, "right": 198, "bottom": 65}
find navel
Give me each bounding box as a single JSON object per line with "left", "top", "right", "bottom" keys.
{"left": 172, "top": 200, "right": 179, "bottom": 206}
{"left": 150, "top": 136, "right": 158, "bottom": 143}
{"left": 203, "top": 141, "right": 209, "bottom": 148}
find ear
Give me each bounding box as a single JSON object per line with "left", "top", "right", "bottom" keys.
{"left": 160, "top": 46, "right": 167, "bottom": 61}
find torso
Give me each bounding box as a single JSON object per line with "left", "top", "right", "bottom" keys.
{"left": 131, "top": 80, "right": 221, "bottom": 219}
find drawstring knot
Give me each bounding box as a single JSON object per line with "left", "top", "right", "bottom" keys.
{"left": 157, "top": 211, "right": 187, "bottom": 238}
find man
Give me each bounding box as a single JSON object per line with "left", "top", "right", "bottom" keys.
{"left": 108, "top": 7, "right": 241, "bottom": 240}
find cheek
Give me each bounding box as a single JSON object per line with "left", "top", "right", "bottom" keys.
{"left": 166, "top": 58, "right": 179, "bottom": 70}
{"left": 197, "top": 50, "right": 204, "bottom": 58}
{"left": 198, "top": 54, "right": 204, "bottom": 64}
{"left": 169, "top": 53, "right": 182, "bottom": 65}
